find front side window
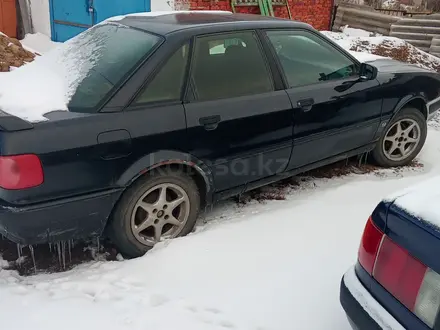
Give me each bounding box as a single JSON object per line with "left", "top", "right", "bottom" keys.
{"left": 266, "top": 30, "right": 359, "bottom": 88}
{"left": 68, "top": 24, "right": 162, "bottom": 111}
{"left": 133, "top": 43, "right": 190, "bottom": 104}
{"left": 190, "top": 31, "right": 274, "bottom": 101}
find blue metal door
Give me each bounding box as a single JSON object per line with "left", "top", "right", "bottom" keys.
{"left": 50, "top": 0, "right": 150, "bottom": 42}
{"left": 93, "top": 0, "right": 150, "bottom": 23}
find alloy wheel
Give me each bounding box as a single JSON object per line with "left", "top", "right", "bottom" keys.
{"left": 131, "top": 183, "right": 190, "bottom": 246}
{"left": 382, "top": 119, "right": 421, "bottom": 162}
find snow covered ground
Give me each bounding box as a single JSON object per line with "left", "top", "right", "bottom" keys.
{"left": 1, "top": 24, "right": 440, "bottom": 330}
{"left": 21, "top": 32, "right": 59, "bottom": 54}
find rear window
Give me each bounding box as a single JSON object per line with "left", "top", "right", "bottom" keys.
{"left": 68, "top": 24, "right": 162, "bottom": 112}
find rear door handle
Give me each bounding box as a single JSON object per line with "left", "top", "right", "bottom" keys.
{"left": 199, "top": 115, "right": 221, "bottom": 131}
{"left": 297, "top": 98, "right": 315, "bottom": 112}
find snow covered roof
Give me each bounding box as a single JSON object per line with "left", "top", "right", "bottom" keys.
{"left": 106, "top": 10, "right": 232, "bottom": 22}
{"left": 385, "top": 176, "right": 440, "bottom": 229}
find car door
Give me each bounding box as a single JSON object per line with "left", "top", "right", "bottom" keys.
{"left": 184, "top": 31, "right": 293, "bottom": 193}
{"left": 263, "top": 29, "right": 384, "bottom": 170}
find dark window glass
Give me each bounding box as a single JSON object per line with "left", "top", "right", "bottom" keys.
{"left": 266, "top": 30, "right": 359, "bottom": 88}
{"left": 134, "top": 43, "right": 189, "bottom": 104}
{"left": 68, "top": 24, "right": 162, "bottom": 111}
{"left": 190, "top": 31, "right": 273, "bottom": 101}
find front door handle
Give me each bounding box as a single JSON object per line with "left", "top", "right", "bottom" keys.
{"left": 297, "top": 98, "right": 315, "bottom": 112}
{"left": 199, "top": 115, "right": 221, "bottom": 131}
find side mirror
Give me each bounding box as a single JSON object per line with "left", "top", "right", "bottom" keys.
{"left": 359, "top": 63, "right": 378, "bottom": 81}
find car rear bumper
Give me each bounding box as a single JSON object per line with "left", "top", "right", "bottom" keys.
{"left": 0, "top": 189, "right": 122, "bottom": 245}
{"left": 340, "top": 266, "right": 406, "bottom": 330}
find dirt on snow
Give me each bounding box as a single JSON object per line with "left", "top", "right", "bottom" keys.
{"left": 0, "top": 33, "right": 37, "bottom": 72}
{"left": 350, "top": 39, "right": 440, "bottom": 72}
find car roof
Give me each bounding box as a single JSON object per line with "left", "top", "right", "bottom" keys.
{"left": 111, "top": 11, "right": 312, "bottom": 36}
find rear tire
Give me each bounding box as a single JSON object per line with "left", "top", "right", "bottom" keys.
{"left": 108, "top": 168, "right": 200, "bottom": 258}
{"left": 371, "top": 107, "right": 427, "bottom": 167}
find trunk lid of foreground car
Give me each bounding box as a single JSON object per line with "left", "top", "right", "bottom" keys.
{"left": 358, "top": 176, "right": 440, "bottom": 329}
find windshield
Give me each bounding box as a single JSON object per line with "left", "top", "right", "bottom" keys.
{"left": 68, "top": 24, "right": 162, "bottom": 112}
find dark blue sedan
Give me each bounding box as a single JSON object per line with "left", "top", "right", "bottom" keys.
{"left": 341, "top": 177, "right": 440, "bottom": 330}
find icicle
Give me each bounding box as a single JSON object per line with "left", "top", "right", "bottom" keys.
{"left": 96, "top": 237, "right": 100, "bottom": 253}
{"left": 16, "top": 243, "right": 21, "bottom": 259}
{"left": 29, "top": 245, "right": 36, "bottom": 273}
{"left": 61, "top": 241, "right": 66, "bottom": 270}
{"left": 68, "top": 240, "right": 72, "bottom": 263}
{"left": 49, "top": 242, "right": 52, "bottom": 253}
{"left": 56, "top": 242, "right": 62, "bottom": 268}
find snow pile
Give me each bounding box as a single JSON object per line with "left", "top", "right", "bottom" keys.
{"left": 0, "top": 28, "right": 107, "bottom": 122}
{"left": 386, "top": 176, "right": 440, "bottom": 231}
{"left": 0, "top": 33, "right": 36, "bottom": 72}
{"left": 21, "top": 33, "right": 59, "bottom": 54}
{"left": 106, "top": 10, "right": 232, "bottom": 22}
{"left": 322, "top": 29, "right": 440, "bottom": 72}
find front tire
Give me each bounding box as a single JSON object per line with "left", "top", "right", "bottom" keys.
{"left": 371, "top": 107, "right": 427, "bottom": 167}
{"left": 108, "top": 168, "right": 200, "bottom": 258}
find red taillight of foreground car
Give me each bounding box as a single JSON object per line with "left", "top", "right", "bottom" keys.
{"left": 0, "top": 154, "right": 43, "bottom": 189}
{"left": 358, "top": 216, "right": 440, "bottom": 328}
{"left": 358, "top": 216, "right": 384, "bottom": 275}
{"left": 373, "top": 237, "right": 427, "bottom": 310}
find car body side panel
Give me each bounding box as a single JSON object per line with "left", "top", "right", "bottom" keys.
{"left": 286, "top": 78, "right": 383, "bottom": 169}
{"left": 0, "top": 103, "right": 188, "bottom": 206}
{"left": 185, "top": 91, "right": 293, "bottom": 192}
{"left": 373, "top": 70, "right": 440, "bottom": 121}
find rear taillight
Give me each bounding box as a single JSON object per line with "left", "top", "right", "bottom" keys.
{"left": 373, "top": 236, "right": 427, "bottom": 310}
{"left": 0, "top": 154, "right": 43, "bottom": 189}
{"left": 358, "top": 216, "right": 384, "bottom": 274}
{"left": 358, "top": 216, "right": 440, "bottom": 328}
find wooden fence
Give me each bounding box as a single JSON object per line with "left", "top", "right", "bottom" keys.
{"left": 375, "top": 8, "right": 432, "bottom": 17}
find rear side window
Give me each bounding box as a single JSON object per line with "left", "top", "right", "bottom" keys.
{"left": 266, "top": 30, "right": 358, "bottom": 88}
{"left": 69, "top": 24, "right": 162, "bottom": 112}
{"left": 190, "top": 31, "right": 274, "bottom": 101}
{"left": 133, "top": 43, "right": 190, "bottom": 104}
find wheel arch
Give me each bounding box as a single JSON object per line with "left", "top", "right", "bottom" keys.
{"left": 116, "top": 150, "right": 215, "bottom": 208}
{"left": 392, "top": 95, "right": 428, "bottom": 121}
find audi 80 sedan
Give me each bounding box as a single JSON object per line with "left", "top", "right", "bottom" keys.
{"left": 0, "top": 11, "right": 439, "bottom": 257}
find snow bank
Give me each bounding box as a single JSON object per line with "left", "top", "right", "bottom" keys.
{"left": 322, "top": 30, "right": 440, "bottom": 72}
{"left": 21, "top": 33, "right": 59, "bottom": 54}
{"left": 107, "top": 10, "right": 232, "bottom": 22}
{"left": 386, "top": 176, "right": 440, "bottom": 230}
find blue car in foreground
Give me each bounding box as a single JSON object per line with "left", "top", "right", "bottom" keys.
{"left": 341, "top": 177, "right": 440, "bottom": 330}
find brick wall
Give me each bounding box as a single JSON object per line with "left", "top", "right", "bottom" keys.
{"left": 187, "top": 0, "right": 333, "bottom": 30}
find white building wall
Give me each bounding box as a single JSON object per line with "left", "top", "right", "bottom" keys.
{"left": 151, "top": 0, "right": 175, "bottom": 11}
{"left": 27, "top": 0, "right": 173, "bottom": 38}
{"left": 29, "top": 0, "right": 51, "bottom": 37}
